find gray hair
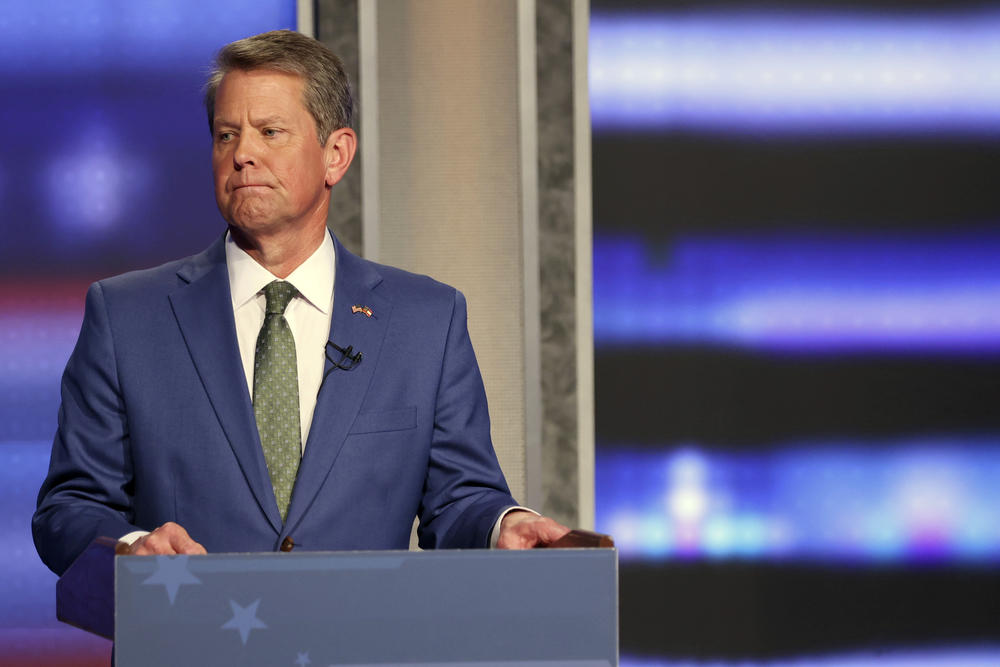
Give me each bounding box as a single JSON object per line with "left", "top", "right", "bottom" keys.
{"left": 204, "top": 29, "right": 353, "bottom": 144}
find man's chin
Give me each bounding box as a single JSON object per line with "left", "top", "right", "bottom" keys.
{"left": 224, "top": 206, "right": 279, "bottom": 233}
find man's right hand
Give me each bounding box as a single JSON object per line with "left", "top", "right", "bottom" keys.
{"left": 120, "top": 521, "right": 207, "bottom": 556}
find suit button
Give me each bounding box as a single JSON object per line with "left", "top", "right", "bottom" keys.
{"left": 280, "top": 537, "right": 295, "bottom": 552}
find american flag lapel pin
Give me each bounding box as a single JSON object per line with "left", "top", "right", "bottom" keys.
{"left": 351, "top": 305, "right": 374, "bottom": 318}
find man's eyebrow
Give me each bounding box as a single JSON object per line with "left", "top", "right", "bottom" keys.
{"left": 213, "top": 116, "right": 287, "bottom": 129}
{"left": 251, "top": 115, "right": 287, "bottom": 127}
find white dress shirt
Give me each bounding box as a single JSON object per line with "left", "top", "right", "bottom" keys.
{"left": 226, "top": 230, "right": 335, "bottom": 448}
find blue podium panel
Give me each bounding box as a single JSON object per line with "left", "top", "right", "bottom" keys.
{"left": 115, "top": 549, "right": 618, "bottom": 666}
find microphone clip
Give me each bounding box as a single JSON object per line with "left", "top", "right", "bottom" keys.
{"left": 325, "top": 341, "right": 363, "bottom": 373}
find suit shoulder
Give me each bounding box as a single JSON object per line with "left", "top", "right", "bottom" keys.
{"left": 380, "top": 263, "right": 455, "bottom": 297}
{"left": 351, "top": 254, "right": 461, "bottom": 308}
{"left": 97, "top": 257, "right": 187, "bottom": 291}
{"left": 94, "top": 241, "right": 222, "bottom": 300}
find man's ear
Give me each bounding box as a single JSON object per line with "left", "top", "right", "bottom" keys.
{"left": 323, "top": 127, "right": 357, "bottom": 187}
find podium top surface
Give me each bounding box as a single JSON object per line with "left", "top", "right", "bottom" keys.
{"left": 115, "top": 548, "right": 618, "bottom": 666}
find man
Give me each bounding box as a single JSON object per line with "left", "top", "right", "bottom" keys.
{"left": 33, "top": 30, "right": 567, "bottom": 576}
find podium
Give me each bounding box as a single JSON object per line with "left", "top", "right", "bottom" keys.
{"left": 58, "top": 541, "right": 618, "bottom": 666}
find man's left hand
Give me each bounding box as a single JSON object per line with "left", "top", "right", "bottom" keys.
{"left": 496, "top": 510, "right": 571, "bottom": 549}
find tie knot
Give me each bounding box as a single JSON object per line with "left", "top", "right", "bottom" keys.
{"left": 263, "top": 280, "right": 297, "bottom": 315}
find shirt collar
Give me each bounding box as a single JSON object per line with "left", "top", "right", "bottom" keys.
{"left": 225, "top": 229, "right": 336, "bottom": 314}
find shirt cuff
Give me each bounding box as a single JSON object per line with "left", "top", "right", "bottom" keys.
{"left": 119, "top": 530, "right": 149, "bottom": 546}
{"left": 488, "top": 506, "right": 540, "bottom": 548}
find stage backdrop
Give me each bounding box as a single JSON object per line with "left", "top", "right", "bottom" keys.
{"left": 590, "top": 1, "right": 1000, "bottom": 665}
{"left": 0, "top": 2, "right": 296, "bottom": 664}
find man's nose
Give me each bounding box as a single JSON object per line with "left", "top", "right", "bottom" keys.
{"left": 233, "top": 132, "right": 259, "bottom": 169}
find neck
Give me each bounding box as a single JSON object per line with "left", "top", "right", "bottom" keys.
{"left": 230, "top": 224, "right": 327, "bottom": 278}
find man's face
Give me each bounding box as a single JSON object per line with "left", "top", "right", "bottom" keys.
{"left": 212, "top": 69, "right": 331, "bottom": 239}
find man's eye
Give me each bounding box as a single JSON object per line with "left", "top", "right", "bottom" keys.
{"left": 218, "top": 132, "right": 234, "bottom": 142}
{"left": 263, "top": 128, "right": 278, "bottom": 137}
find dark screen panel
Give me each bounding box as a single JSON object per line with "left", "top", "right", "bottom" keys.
{"left": 591, "top": 1, "right": 1000, "bottom": 663}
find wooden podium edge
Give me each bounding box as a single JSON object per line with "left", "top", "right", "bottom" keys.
{"left": 543, "top": 529, "right": 615, "bottom": 549}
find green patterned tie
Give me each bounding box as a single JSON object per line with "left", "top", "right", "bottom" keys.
{"left": 253, "top": 280, "right": 301, "bottom": 522}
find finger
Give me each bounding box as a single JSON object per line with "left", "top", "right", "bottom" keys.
{"left": 132, "top": 537, "right": 206, "bottom": 555}
{"left": 521, "top": 520, "right": 559, "bottom": 547}
{"left": 130, "top": 532, "right": 178, "bottom": 555}
{"left": 496, "top": 533, "right": 525, "bottom": 550}
{"left": 129, "top": 522, "right": 206, "bottom": 555}
{"left": 535, "top": 518, "right": 571, "bottom": 544}
{"left": 498, "top": 517, "right": 550, "bottom": 549}
{"left": 162, "top": 523, "right": 207, "bottom": 555}
{"left": 495, "top": 524, "right": 525, "bottom": 549}
{"left": 187, "top": 541, "right": 208, "bottom": 555}
{"left": 508, "top": 517, "right": 571, "bottom": 549}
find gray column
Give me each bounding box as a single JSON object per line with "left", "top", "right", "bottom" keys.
{"left": 536, "top": 0, "right": 592, "bottom": 528}
{"left": 316, "top": 0, "right": 363, "bottom": 256}
{"left": 314, "top": 0, "right": 593, "bottom": 528}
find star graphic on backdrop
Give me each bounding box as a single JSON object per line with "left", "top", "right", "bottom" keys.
{"left": 221, "top": 599, "right": 267, "bottom": 645}
{"left": 141, "top": 555, "right": 201, "bottom": 605}
{"left": 294, "top": 651, "right": 311, "bottom": 666}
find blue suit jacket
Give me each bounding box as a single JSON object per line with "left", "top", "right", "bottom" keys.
{"left": 33, "top": 235, "right": 517, "bottom": 575}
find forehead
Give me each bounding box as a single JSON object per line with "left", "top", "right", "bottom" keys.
{"left": 214, "top": 69, "right": 309, "bottom": 119}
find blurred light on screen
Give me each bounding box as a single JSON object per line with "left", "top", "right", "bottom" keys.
{"left": 594, "top": 233, "right": 1000, "bottom": 352}
{"left": 597, "top": 439, "right": 1000, "bottom": 563}
{"left": 0, "top": 0, "right": 294, "bottom": 73}
{"left": 43, "top": 124, "right": 152, "bottom": 233}
{"left": 590, "top": 11, "right": 1000, "bottom": 133}
{"left": 0, "top": 0, "right": 297, "bottom": 662}
{"left": 0, "top": 310, "right": 81, "bottom": 383}
{"left": 0, "top": 0, "right": 297, "bottom": 274}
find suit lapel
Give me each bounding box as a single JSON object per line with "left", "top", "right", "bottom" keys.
{"left": 168, "top": 238, "right": 283, "bottom": 534}
{"left": 284, "top": 239, "right": 393, "bottom": 531}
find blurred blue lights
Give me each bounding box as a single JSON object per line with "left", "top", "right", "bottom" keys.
{"left": 0, "top": 1, "right": 296, "bottom": 73}
{"left": 0, "top": 0, "right": 300, "bottom": 275}
{"left": 594, "top": 233, "right": 1000, "bottom": 353}
{"left": 0, "top": 308, "right": 81, "bottom": 386}
{"left": 43, "top": 125, "right": 153, "bottom": 234}
{"left": 0, "top": 0, "right": 297, "bottom": 662}
{"left": 590, "top": 11, "right": 1000, "bottom": 133}
{"left": 597, "top": 439, "right": 1000, "bottom": 564}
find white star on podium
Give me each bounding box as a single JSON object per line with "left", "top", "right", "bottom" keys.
{"left": 294, "top": 651, "right": 311, "bottom": 666}
{"left": 141, "top": 555, "right": 201, "bottom": 605}
{"left": 221, "top": 599, "right": 267, "bottom": 645}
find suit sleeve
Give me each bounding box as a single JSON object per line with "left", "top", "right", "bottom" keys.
{"left": 416, "top": 289, "right": 518, "bottom": 549}
{"left": 32, "top": 282, "right": 140, "bottom": 575}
